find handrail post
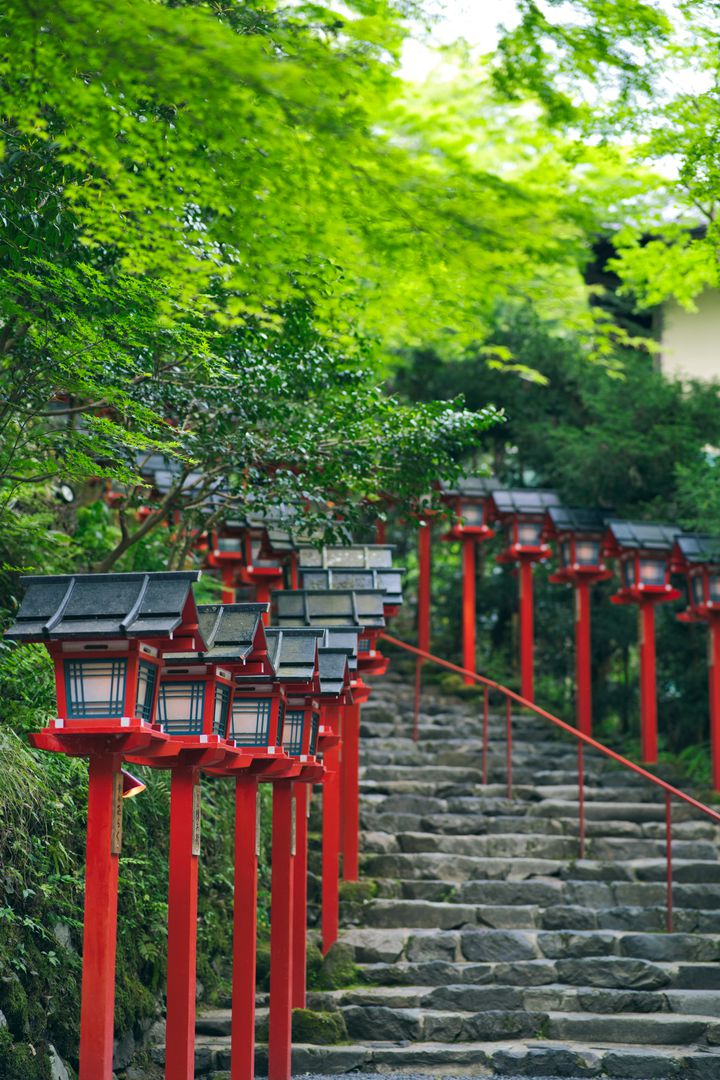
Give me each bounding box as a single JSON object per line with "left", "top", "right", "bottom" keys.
{"left": 505, "top": 697, "right": 513, "bottom": 800}
{"left": 482, "top": 685, "right": 489, "bottom": 786}
{"left": 577, "top": 740, "right": 585, "bottom": 860}
{"left": 413, "top": 658, "right": 422, "bottom": 742}
{"left": 665, "top": 792, "right": 673, "bottom": 934}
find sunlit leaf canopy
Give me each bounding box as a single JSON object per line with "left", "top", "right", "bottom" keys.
{"left": 489, "top": 0, "right": 720, "bottom": 309}
{"left": 0, "top": 0, "right": 700, "bottom": 574}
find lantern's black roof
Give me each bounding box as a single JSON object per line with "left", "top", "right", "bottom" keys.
{"left": 488, "top": 489, "right": 562, "bottom": 519}
{"left": 4, "top": 572, "right": 203, "bottom": 643}
{"left": 135, "top": 453, "right": 220, "bottom": 500}
{"left": 297, "top": 544, "right": 395, "bottom": 569}
{"left": 265, "top": 628, "right": 320, "bottom": 683}
{"left": 546, "top": 507, "right": 610, "bottom": 535}
{"left": 440, "top": 475, "right": 499, "bottom": 500}
{"left": 317, "top": 626, "right": 361, "bottom": 669}
{"left": 317, "top": 648, "right": 351, "bottom": 697}
{"left": 606, "top": 520, "right": 679, "bottom": 553}
{"left": 299, "top": 567, "right": 404, "bottom": 607}
{"left": 272, "top": 589, "right": 385, "bottom": 629}
{"left": 165, "top": 603, "right": 269, "bottom": 665}
{"left": 675, "top": 533, "right": 720, "bottom": 566}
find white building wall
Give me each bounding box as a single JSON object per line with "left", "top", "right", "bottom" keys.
{"left": 660, "top": 290, "right": 720, "bottom": 382}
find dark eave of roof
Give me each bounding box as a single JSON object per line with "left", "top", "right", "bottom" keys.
{"left": 488, "top": 489, "right": 562, "bottom": 519}
{"left": 297, "top": 544, "right": 395, "bottom": 569}
{"left": 675, "top": 533, "right": 720, "bottom": 565}
{"left": 4, "top": 571, "right": 202, "bottom": 643}
{"left": 273, "top": 589, "right": 385, "bottom": 629}
{"left": 299, "top": 567, "right": 405, "bottom": 606}
{"left": 265, "top": 627, "right": 320, "bottom": 682}
{"left": 606, "top": 520, "right": 679, "bottom": 553}
{"left": 440, "top": 475, "right": 499, "bottom": 500}
{"left": 546, "top": 507, "right": 610, "bottom": 535}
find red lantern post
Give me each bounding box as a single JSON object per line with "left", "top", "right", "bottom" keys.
{"left": 545, "top": 508, "right": 611, "bottom": 737}
{"left": 4, "top": 571, "right": 204, "bottom": 1080}
{"left": 673, "top": 534, "right": 720, "bottom": 791}
{"left": 273, "top": 588, "right": 386, "bottom": 885}
{"left": 485, "top": 490, "right": 561, "bottom": 702}
{"left": 440, "top": 476, "right": 496, "bottom": 684}
{"left": 604, "top": 522, "right": 680, "bottom": 765}
{"left": 264, "top": 627, "right": 326, "bottom": 1080}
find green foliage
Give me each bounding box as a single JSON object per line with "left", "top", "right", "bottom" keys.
{"left": 396, "top": 303, "right": 720, "bottom": 753}
{"left": 490, "top": 1, "right": 720, "bottom": 311}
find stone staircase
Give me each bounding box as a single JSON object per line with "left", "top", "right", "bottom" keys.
{"left": 195, "top": 671, "right": 720, "bottom": 1077}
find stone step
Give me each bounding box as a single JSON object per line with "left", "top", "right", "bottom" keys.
{"left": 356, "top": 957, "right": 720, "bottom": 991}
{"left": 370, "top": 875, "right": 720, "bottom": 911}
{"left": 340, "top": 926, "right": 720, "bottom": 964}
{"left": 240, "top": 1039, "right": 720, "bottom": 1078}
{"left": 368, "top": 829, "right": 718, "bottom": 861}
{"left": 353, "top": 897, "right": 720, "bottom": 933}
{"left": 362, "top": 809, "right": 718, "bottom": 839}
{"left": 301, "top": 1001, "right": 720, "bottom": 1045}
{"left": 361, "top": 768, "right": 653, "bottom": 790}
{"left": 362, "top": 850, "right": 720, "bottom": 883}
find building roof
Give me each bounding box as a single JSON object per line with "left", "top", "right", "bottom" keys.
{"left": 487, "top": 489, "right": 561, "bottom": 519}
{"left": 165, "top": 603, "right": 269, "bottom": 665}
{"left": 675, "top": 533, "right": 720, "bottom": 566}
{"left": 546, "top": 507, "right": 610, "bottom": 535}
{"left": 317, "top": 648, "right": 351, "bottom": 696}
{"left": 439, "top": 474, "right": 499, "bottom": 500}
{"left": 4, "top": 572, "right": 202, "bottom": 642}
{"left": 299, "top": 567, "right": 404, "bottom": 607}
{"left": 606, "top": 520, "right": 679, "bottom": 553}
{"left": 273, "top": 589, "right": 385, "bottom": 629}
{"left": 318, "top": 627, "right": 361, "bottom": 669}
{"left": 297, "top": 544, "right": 395, "bottom": 569}
{"left": 264, "top": 628, "right": 321, "bottom": 683}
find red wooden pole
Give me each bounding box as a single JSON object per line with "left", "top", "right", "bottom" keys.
{"left": 292, "top": 783, "right": 308, "bottom": 1009}
{"left": 375, "top": 519, "right": 387, "bottom": 544}
{"left": 231, "top": 775, "right": 259, "bottom": 1080}
{"left": 519, "top": 559, "right": 535, "bottom": 702}
{"left": 462, "top": 537, "right": 477, "bottom": 685}
{"left": 414, "top": 521, "right": 432, "bottom": 732}
{"left": 575, "top": 579, "right": 592, "bottom": 737}
{"left": 321, "top": 744, "right": 341, "bottom": 954}
{"left": 166, "top": 767, "right": 200, "bottom": 1080}
{"left": 221, "top": 567, "right": 236, "bottom": 604}
{"left": 639, "top": 600, "right": 658, "bottom": 764}
{"left": 417, "top": 521, "right": 431, "bottom": 654}
{"left": 341, "top": 704, "right": 360, "bottom": 881}
{"left": 709, "top": 618, "right": 720, "bottom": 793}
{"left": 268, "top": 780, "right": 295, "bottom": 1080}
{"left": 78, "top": 754, "right": 122, "bottom": 1080}
{"left": 255, "top": 582, "right": 272, "bottom": 611}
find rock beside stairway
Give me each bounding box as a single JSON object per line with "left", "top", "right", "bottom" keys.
{"left": 192, "top": 673, "right": 720, "bottom": 1078}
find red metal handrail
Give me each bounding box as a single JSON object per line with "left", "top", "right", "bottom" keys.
{"left": 380, "top": 631, "right": 720, "bottom": 932}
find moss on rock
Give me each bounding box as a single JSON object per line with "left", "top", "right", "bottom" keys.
{"left": 0, "top": 1029, "right": 51, "bottom": 1080}
{"left": 316, "top": 942, "right": 357, "bottom": 989}
{"left": 291, "top": 1008, "right": 348, "bottom": 1045}
{"left": 338, "top": 879, "right": 377, "bottom": 904}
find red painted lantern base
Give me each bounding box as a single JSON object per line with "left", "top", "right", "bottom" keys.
{"left": 321, "top": 744, "right": 341, "bottom": 953}
{"left": 231, "top": 774, "right": 259, "bottom": 1080}
{"left": 268, "top": 780, "right": 295, "bottom": 1080}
